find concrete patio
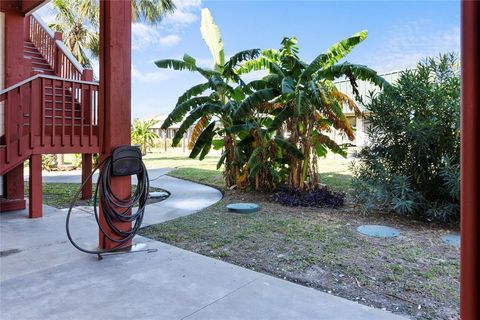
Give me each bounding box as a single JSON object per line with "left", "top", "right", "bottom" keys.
{"left": 0, "top": 170, "right": 407, "bottom": 319}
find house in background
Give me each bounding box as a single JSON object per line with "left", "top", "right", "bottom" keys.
{"left": 148, "top": 114, "right": 189, "bottom": 141}
{"left": 142, "top": 114, "right": 192, "bottom": 151}
{"left": 331, "top": 70, "right": 403, "bottom": 150}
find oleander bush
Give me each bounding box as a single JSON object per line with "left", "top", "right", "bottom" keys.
{"left": 351, "top": 54, "right": 460, "bottom": 222}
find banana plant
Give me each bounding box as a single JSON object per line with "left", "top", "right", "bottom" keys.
{"left": 154, "top": 8, "right": 260, "bottom": 188}
{"left": 235, "top": 32, "right": 391, "bottom": 191}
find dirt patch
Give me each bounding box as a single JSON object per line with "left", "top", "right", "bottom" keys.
{"left": 140, "top": 190, "right": 459, "bottom": 320}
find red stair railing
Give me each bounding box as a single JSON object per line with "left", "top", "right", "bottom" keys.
{"left": 27, "top": 14, "right": 86, "bottom": 80}
{"left": 1, "top": 75, "right": 100, "bottom": 174}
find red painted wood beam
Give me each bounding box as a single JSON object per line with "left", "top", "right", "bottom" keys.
{"left": 28, "top": 154, "right": 42, "bottom": 218}
{"left": 98, "top": 0, "right": 132, "bottom": 250}
{"left": 81, "top": 70, "right": 94, "bottom": 200}
{"left": 2, "top": 10, "right": 26, "bottom": 211}
{"left": 81, "top": 154, "right": 93, "bottom": 200}
{"left": 461, "top": 1, "right": 480, "bottom": 319}
{"left": 0, "top": 1, "right": 22, "bottom": 13}
{"left": 21, "top": 0, "right": 48, "bottom": 14}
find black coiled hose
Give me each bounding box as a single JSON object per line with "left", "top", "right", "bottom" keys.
{"left": 66, "top": 155, "right": 149, "bottom": 255}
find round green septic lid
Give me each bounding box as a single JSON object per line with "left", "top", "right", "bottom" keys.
{"left": 357, "top": 225, "right": 400, "bottom": 238}
{"left": 226, "top": 203, "right": 260, "bottom": 214}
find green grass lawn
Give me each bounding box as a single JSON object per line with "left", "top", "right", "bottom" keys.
{"left": 143, "top": 149, "right": 220, "bottom": 171}
{"left": 168, "top": 167, "right": 225, "bottom": 190}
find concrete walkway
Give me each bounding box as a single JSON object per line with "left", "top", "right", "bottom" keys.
{"left": 1, "top": 170, "right": 407, "bottom": 320}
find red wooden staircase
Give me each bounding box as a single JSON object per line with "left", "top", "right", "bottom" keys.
{"left": 24, "top": 40, "right": 56, "bottom": 76}
{"left": 1, "top": 14, "right": 100, "bottom": 216}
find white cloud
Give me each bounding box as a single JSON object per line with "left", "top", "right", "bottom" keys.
{"left": 369, "top": 21, "right": 460, "bottom": 72}
{"left": 175, "top": 0, "right": 202, "bottom": 10}
{"left": 132, "top": 23, "right": 182, "bottom": 50}
{"left": 159, "top": 34, "right": 181, "bottom": 47}
{"left": 132, "top": 65, "right": 169, "bottom": 82}
{"left": 162, "top": 0, "right": 202, "bottom": 30}
{"left": 132, "top": 23, "right": 160, "bottom": 50}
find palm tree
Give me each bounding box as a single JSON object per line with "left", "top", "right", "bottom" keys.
{"left": 235, "top": 33, "right": 391, "bottom": 191}
{"left": 49, "top": 0, "right": 99, "bottom": 68}
{"left": 49, "top": 0, "right": 175, "bottom": 68}
{"left": 132, "top": 0, "right": 175, "bottom": 24}
{"left": 131, "top": 118, "right": 160, "bottom": 155}
{"left": 155, "top": 9, "right": 260, "bottom": 188}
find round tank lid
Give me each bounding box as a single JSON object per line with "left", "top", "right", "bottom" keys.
{"left": 226, "top": 203, "right": 260, "bottom": 214}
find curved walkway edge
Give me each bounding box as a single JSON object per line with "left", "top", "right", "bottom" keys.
{"left": 0, "top": 168, "right": 407, "bottom": 320}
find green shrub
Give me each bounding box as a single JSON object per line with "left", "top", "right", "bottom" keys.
{"left": 351, "top": 54, "right": 460, "bottom": 222}
{"left": 72, "top": 153, "right": 100, "bottom": 169}
{"left": 42, "top": 154, "right": 58, "bottom": 171}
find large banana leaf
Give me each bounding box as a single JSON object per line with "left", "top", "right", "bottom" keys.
{"left": 217, "top": 151, "right": 227, "bottom": 169}
{"left": 317, "top": 62, "right": 391, "bottom": 89}
{"left": 236, "top": 56, "right": 274, "bottom": 75}
{"left": 208, "top": 75, "right": 234, "bottom": 95}
{"left": 226, "top": 122, "right": 257, "bottom": 134}
{"left": 301, "top": 30, "right": 368, "bottom": 80}
{"left": 155, "top": 58, "right": 197, "bottom": 72}
{"left": 172, "top": 103, "right": 221, "bottom": 146}
{"left": 161, "top": 96, "right": 214, "bottom": 129}
{"left": 155, "top": 55, "right": 220, "bottom": 80}
{"left": 200, "top": 8, "right": 224, "bottom": 71}
{"left": 295, "top": 90, "right": 311, "bottom": 115}
{"left": 269, "top": 106, "right": 293, "bottom": 131}
{"left": 274, "top": 137, "right": 304, "bottom": 160}
{"left": 176, "top": 83, "right": 210, "bottom": 105}
{"left": 281, "top": 77, "right": 295, "bottom": 94}
{"left": 235, "top": 88, "right": 278, "bottom": 118}
{"left": 312, "top": 131, "right": 347, "bottom": 157}
{"left": 190, "top": 121, "right": 217, "bottom": 159}
{"left": 223, "top": 49, "right": 261, "bottom": 79}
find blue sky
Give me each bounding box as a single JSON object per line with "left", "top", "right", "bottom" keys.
{"left": 38, "top": 0, "right": 460, "bottom": 120}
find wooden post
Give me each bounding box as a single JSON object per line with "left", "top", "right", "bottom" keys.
{"left": 28, "top": 154, "right": 42, "bottom": 218}
{"left": 53, "top": 31, "right": 63, "bottom": 76}
{"left": 2, "top": 10, "right": 26, "bottom": 211}
{"left": 81, "top": 70, "right": 94, "bottom": 200}
{"left": 23, "top": 15, "right": 30, "bottom": 41}
{"left": 98, "top": 0, "right": 132, "bottom": 250}
{"left": 81, "top": 154, "right": 93, "bottom": 200}
{"left": 461, "top": 1, "right": 480, "bottom": 319}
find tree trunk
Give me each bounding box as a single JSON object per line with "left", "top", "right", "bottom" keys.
{"left": 223, "top": 134, "right": 238, "bottom": 188}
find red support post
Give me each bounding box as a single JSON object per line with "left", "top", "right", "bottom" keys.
{"left": 2, "top": 10, "right": 26, "bottom": 211}
{"left": 98, "top": 0, "right": 132, "bottom": 250}
{"left": 53, "top": 31, "right": 62, "bottom": 75}
{"left": 23, "top": 14, "right": 30, "bottom": 41}
{"left": 28, "top": 154, "right": 42, "bottom": 218}
{"left": 81, "top": 154, "right": 93, "bottom": 200}
{"left": 81, "top": 70, "right": 94, "bottom": 200}
{"left": 461, "top": 1, "right": 480, "bottom": 319}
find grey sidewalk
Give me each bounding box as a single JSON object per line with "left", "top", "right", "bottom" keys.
{"left": 0, "top": 170, "right": 407, "bottom": 319}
